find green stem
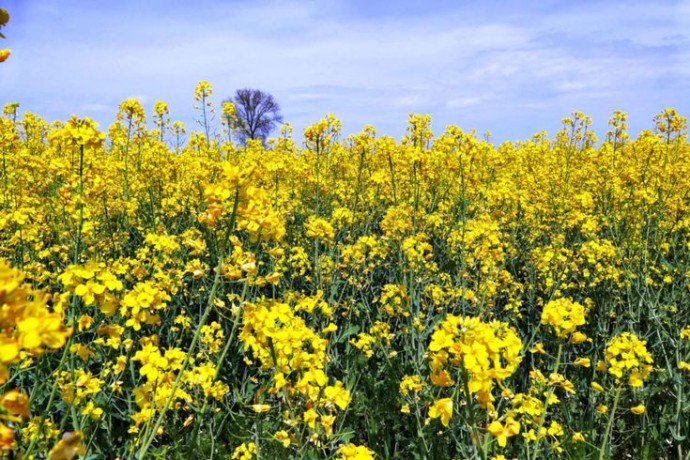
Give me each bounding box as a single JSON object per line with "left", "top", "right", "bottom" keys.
{"left": 386, "top": 148, "right": 398, "bottom": 204}
{"left": 461, "top": 368, "right": 486, "bottom": 460}
{"left": 73, "top": 144, "right": 84, "bottom": 264}
{"left": 351, "top": 145, "right": 366, "bottom": 214}
{"left": 192, "top": 279, "right": 249, "bottom": 441}
{"left": 314, "top": 137, "right": 321, "bottom": 216}
{"left": 202, "top": 93, "right": 211, "bottom": 149}
{"left": 599, "top": 386, "right": 622, "bottom": 460}
{"left": 413, "top": 400, "right": 430, "bottom": 455}
{"left": 123, "top": 118, "right": 132, "bottom": 200}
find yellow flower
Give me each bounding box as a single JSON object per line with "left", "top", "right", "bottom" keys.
{"left": 541, "top": 298, "right": 587, "bottom": 338}
{"left": 274, "top": 430, "right": 290, "bottom": 448}
{"left": 0, "top": 49, "right": 9, "bottom": 63}
{"left": 305, "top": 216, "right": 336, "bottom": 242}
{"left": 194, "top": 80, "right": 214, "bottom": 101}
{"left": 522, "top": 429, "right": 537, "bottom": 442}
{"left": 336, "top": 443, "right": 375, "bottom": 459}
{"left": 427, "top": 315, "right": 523, "bottom": 408}
{"left": 591, "top": 381, "right": 604, "bottom": 392}
{"left": 324, "top": 381, "right": 352, "bottom": 410}
{"left": 231, "top": 442, "right": 256, "bottom": 460}
{"left": 70, "top": 343, "right": 93, "bottom": 361}
{"left": 570, "top": 332, "right": 590, "bottom": 344}
{"left": 630, "top": 404, "right": 645, "bottom": 415}
{"left": 1, "top": 389, "right": 30, "bottom": 418}
{"left": 487, "top": 417, "right": 521, "bottom": 447}
{"left": 681, "top": 327, "right": 690, "bottom": 340}
{"left": 572, "top": 432, "right": 585, "bottom": 442}
{"left": 399, "top": 375, "right": 425, "bottom": 395}
{"left": 77, "top": 315, "right": 94, "bottom": 331}
{"left": 63, "top": 116, "right": 106, "bottom": 149}
{"left": 48, "top": 431, "right": 86, "bottom": 460}
{"left": 322, "top": 323, "right": 338, "bottom": 333}
{"left": 547, "top": 420, "right": 564, "bottom": 437}
{"left": 628, "top": 371, "right": 644, "bottom": 387}
{"left": 429, "top": 327, "right": 455, "bottom": 352}
{"left": 604, "top": 332, "right": 654, "bottom": 387}
{"left": 303, "top": 409, "right": 318, "bottom": 428}
{"left": 574, "top": 357, "right": 591, "bottom": 367}
{"left": 0, "top": 339, "right": 19, "bottom": 364}
{"left": 596, "top": 404, "right": 608, "bottom": 414}
{"left": 679, "top": 361, "right": 690, "bottom": 372}
{"left": 0, "top": 422, "right": 13, "bottom": 450}
{"left": 321, "top": 414, "right": 336, "bottom": 437}
{"left": 81, "top": 401, "right": 103, "bottom": 420}
{"left": 250, "top": 404, "right": 270, "bottom": 413}
{"left": 530, "top": 342, "right": 546, "bottom": 354}
{"left": 429, "top": 398, "right": 453, "bottom": 427}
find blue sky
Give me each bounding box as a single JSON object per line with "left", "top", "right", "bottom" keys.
{"left": 1, "top": 0, "right": 689, "bottom": 143}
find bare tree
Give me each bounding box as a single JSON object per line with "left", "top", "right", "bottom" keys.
{"left": 226, "top": 89, "right": 283, "bottom": 144}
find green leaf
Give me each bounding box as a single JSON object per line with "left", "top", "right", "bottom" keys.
{"left": 670, "top": 425, "right": 687, "bottom": 441}
{"left": 337, "top": 324, "right": 360, "bottom": 343}
{"left": 0, "top": 8, "right": 8, "bottom": 27}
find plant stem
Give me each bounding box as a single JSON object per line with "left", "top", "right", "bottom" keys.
{"left": 599, "top": 386, "right": 622, "bottom": 460}
{"left": 461, "top": 367, "right": 486, "bottom": 460}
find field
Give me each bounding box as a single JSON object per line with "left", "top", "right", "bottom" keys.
{"left": 1, "top": 83, "right": 689, "bottom": 459}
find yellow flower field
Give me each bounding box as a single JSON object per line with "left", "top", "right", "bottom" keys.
{"left": 1, "top": 82, "right": 689, "bottom": 459}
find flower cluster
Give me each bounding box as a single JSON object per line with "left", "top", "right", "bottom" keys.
{"left": 0, "top": 259, "right": 72, "bottom": 449}
{"left": 240, "top": 298, "right": 351, "bottom": 445}
{"left": 428, "top": 315, "right": 523, "bottom": 408}
{"left": 604, "top": 332, "right": 654, "bottom": 387}
{"left": 540, "top": 298, "right": 587, "bottom": 338}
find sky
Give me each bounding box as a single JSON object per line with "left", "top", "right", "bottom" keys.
{"left": 1, "top": 0, "right": 689, "bottom": 144}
